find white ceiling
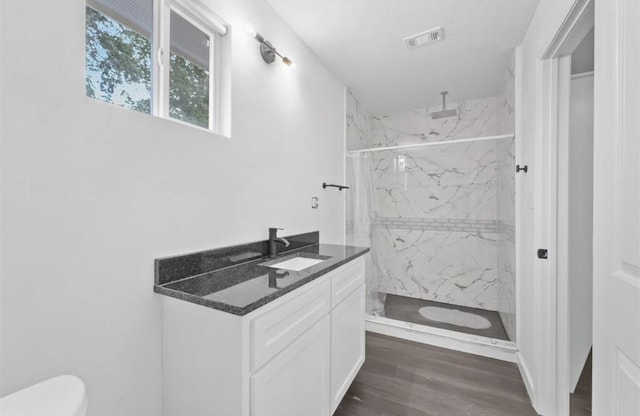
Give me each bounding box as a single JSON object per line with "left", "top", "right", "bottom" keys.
{"left": 266, "top": 0, "right": 539, "bottom": 114}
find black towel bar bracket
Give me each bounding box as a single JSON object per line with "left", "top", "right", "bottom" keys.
{"left": 322, "top": 182, "right": 350, "bottom": 191}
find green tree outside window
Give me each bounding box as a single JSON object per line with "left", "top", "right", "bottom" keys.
{"left": 86, "top": 6, "right": 211, "bottom": 128}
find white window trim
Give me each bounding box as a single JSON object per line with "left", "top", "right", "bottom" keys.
{"left": 155, "top": 0, "right": 227, "bottom": 133}
{"left": 160, "top": 2, "right": 217, "bottom": 130}
{"left": 169, "top": 0, "right": 227, "bottom": 36}
{"left": 87, "top": 0, "right": 231, "bottom": 137}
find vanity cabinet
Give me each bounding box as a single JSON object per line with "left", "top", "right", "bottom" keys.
{"left": 161, "top": 255, "right": 366, "bottom": 416}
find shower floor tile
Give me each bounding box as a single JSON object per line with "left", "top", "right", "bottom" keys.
{"left": 383, "top": 294, "right": 511, "bottom": 341}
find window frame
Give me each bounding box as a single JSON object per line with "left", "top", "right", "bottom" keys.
{"left": 86, "top": 0, "right": 230, "bottom": 136}
{"left": 157, "top": 0, "right": 221, "bottom": 131}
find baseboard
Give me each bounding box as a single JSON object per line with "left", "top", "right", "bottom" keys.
{"left": 517, "top": 351, "right": 536, "bottom": 408}
{"left": 365, "top": 315, "right": 519, "bottom": 363}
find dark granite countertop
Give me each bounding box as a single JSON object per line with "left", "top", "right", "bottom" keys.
{"left": 154, "top": 243, "right": 369, "bottom": 316}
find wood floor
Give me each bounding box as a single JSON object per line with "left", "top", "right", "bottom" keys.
{"left": 334, "top": 332, "right": 537, "bottom": 416}
{"left": 570, "top": 352, "right": 592, "bottom": 416}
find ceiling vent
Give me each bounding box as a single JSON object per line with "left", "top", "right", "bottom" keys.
{"left": 403, "top": 27, "right": 445, "bottom": 50}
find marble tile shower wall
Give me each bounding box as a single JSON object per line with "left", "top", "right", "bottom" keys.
{"left": 345, "top": 73, "right": 516, "bottom": 336}
{"left": 346, "top": 57, "right": 515, "bottom": 152}
{"left": 368, "top": 141, "right": 501, "bottom": 311}
{"left": 367, "top": 97, "right": 504, "bottom": 149}
{"left": 346, "top": 90, "right": 374, "bottom": 151}
{"left": 497, "top": 52, "right": 517, "bottom": 136}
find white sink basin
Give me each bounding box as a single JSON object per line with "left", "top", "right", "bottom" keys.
{"left": 267, "top": 257, "right": 325, "bottom": 272}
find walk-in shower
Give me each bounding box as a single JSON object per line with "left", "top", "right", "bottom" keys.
{"left": 345, "top": 57, "right": 517, "bottom": 347}
{"left": 346, "top": 135, "right": 516, "bottom": 344}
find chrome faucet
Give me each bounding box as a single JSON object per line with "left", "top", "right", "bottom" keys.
{"left": 268, "top": 227, "right": 290, "bottom": 258}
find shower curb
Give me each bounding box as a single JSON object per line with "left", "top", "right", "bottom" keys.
{"left": 365, "top": 315, "right": 519, "bottom": 363}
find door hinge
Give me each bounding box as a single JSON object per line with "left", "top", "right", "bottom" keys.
{"left": 516, "top": 164, "right": 528, "bottom": 173}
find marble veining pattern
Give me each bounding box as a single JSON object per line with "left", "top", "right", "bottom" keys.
{"left": 346, "top": 90, "right": 374, "bottom": 151}
{"left": 370, "top": 140, "right": 499, "bottom": 220}
{"left": 345, "top": 74, "right": 516, "bottom": 325}
{"left": 373, "top": 227, "right": 500, "bottom": 311}
{"left": 347, "top": 138, "right": 514, "bottom": 314}
{"left": 345, "top": 90, "right": 508, "bottom": 151}
{"left": 367, "top": 96, "right": 501, "bottom": 149}
{"left": 497, "top": 52, "right": 516, "bottom": 135}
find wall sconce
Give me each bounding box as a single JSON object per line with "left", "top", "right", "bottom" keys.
{"left": 245, "top": 25, "right": 294, "bottom": 67}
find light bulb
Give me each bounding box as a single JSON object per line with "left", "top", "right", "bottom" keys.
{"left": 244, "top": 24, "right": 257, "bottom": 39}
{"left": 282, "top": 56, "right": 295, "bottom": 68}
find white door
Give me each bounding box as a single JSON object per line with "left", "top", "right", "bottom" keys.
{"left": 593, "top": 0, "right": 640, "bottom": 414}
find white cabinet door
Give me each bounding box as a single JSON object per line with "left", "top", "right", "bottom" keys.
{"left": 330, "top": 285, "right": 365, "bottom": 413}
{"left": 251, "top": 316, "right": 330, "bottom": 416}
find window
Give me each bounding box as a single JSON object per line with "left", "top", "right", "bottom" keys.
{"left": 85, "top": 0, "right": 230, "bottom": 134}
{"left": 169, "top": 10, "right": 211, "bottom": 129}
{"left": 85, "top": 0, "right": 153, "bottom": 113}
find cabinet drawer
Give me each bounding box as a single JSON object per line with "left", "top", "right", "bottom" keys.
{"left": 331, "top": 257, "right": 365, "bottom": 307}
{"left": 251, "top": 279, "right": 330, "bottom": 371}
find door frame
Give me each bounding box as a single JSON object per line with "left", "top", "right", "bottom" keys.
{"left": 535, "top": 0, "right": 594, "bottom": 414}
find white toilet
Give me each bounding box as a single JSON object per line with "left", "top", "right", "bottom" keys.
{"left": 0, "top": 375, "right": 87, "bottom": 416}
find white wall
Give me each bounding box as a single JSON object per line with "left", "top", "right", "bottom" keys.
{"left": 516, "top": 0, "right": 587, "bottom": 412}
{"left": 568, "top": 74, "right": 593, "bottom": 392}
{"left": 0, "top": 0, "right": 346, "bottom": 415}
{"left": 571, "top": 29, "right": 595, "bottom": 75}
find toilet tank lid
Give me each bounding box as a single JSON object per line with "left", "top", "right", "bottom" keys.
{"left": 0, "top": 375, "right": 87, "bottom": 416}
